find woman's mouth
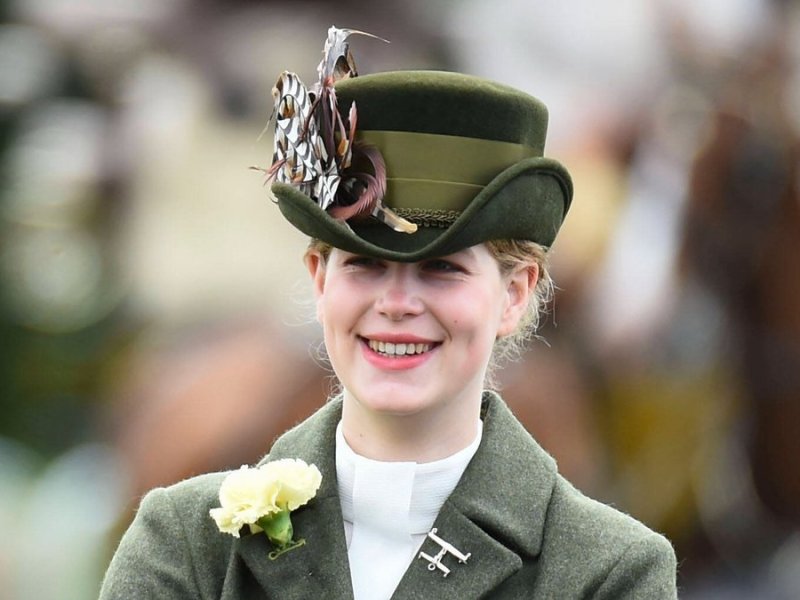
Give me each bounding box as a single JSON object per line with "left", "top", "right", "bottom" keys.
{"left": 366, "top": 339, "right": 435, "bottom": 357}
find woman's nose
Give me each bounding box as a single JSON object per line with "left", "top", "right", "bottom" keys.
{"left": 375, "top": 269, "right": 423, "bottom": 320}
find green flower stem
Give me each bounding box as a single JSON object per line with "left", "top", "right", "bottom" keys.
{"left": 258, "top": 508, "right": 294, "bottom": 548}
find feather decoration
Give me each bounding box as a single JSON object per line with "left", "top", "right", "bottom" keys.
{"left": 260, "top": 26, "right": 417, "bottom": 234}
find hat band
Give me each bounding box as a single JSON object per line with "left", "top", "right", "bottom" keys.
{"left": 393, "top": 206, "right": 460, "bottom": 227}
{"left": 357, "top": 130, "right": 540, "bottom": 212}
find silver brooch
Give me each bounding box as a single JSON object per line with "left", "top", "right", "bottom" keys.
{"left": 418, "top": 528, "right": 471, "bottom": 577}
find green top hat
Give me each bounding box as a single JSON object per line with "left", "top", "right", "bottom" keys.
{"left": 272, "top": 70, "right": 573, "bottom": 261}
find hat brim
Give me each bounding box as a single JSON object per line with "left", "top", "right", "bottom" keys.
{"left": 273, "top": 156, "right": 573, "bottom": 262}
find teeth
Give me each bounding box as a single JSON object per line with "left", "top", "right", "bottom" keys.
{"left": 367, "top": 339, "right": 433, "bottom": 356}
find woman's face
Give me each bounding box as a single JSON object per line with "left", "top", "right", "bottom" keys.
{"left": 306, "top": 244, "right": 535, "bottom": 422}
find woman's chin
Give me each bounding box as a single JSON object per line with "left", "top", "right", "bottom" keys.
{"left": 345, "top": 386, "right": 435, "bottom": 418}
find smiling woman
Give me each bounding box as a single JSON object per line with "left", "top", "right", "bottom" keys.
{"left": 307, "top": 236, "right": 553, "bottom": 386}
{"left": 307, "top": 243, "right": 531, "bottom": 463}
{"left": 100, "top": 27, "right": 678, "bottom": 600}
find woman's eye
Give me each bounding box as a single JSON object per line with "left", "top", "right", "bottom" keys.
{"left": 423, "top": 259, "right": 463, "bottom": 273}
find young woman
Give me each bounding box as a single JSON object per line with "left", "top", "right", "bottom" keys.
{"left": 100, "top": 32, "right": 677, "bottom": 599}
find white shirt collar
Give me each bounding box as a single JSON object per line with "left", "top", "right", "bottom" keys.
{"left": 335, "top": 421, "right": 482, "bottom": 600}
{"left": 335, "top": 420, "right": 483, "bottom": 535}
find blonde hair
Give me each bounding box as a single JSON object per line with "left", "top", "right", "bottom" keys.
{"left": 305, "top": 238, "right": 553, "bottom": 388}
{"left": 483, "top": 239, "right": 552, "bottom": 387}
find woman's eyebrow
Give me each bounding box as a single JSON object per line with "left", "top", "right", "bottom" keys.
{"left": 437, "top": 248, "right": 476, "bottom": 261}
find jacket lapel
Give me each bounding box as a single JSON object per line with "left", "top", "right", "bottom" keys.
{"left": 233, "top": 392, "right": 558, "bottom": 600}
{"left": 234, "top": 399, "right": 355, "bottom": 599}
{"left": 392, "top": 503, "right": 522, "bottom": 599}
{"left": 392, "top": 392, "right": 558, "bottom": 599}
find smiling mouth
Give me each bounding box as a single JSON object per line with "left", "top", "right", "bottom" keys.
{"left": 365, "top": 338, "right": 437, "bottom": 357}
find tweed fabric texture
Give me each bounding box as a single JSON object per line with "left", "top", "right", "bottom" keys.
{"left": 99, "top": 393, "right": 678, "bottom": 599}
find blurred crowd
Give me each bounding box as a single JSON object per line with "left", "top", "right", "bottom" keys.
{"left": 1, "top": 0, "right": 799, "bottom": 598}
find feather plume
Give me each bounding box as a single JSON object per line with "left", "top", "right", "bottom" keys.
{"left": 258, "top": 26, "right": 417, "bottom": 234}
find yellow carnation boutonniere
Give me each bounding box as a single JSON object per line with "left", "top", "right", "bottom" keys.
{"left": 209, "top": 458, "right": 322, "bottom": 559}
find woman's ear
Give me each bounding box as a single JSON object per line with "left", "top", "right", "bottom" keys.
{"left": 304, "top": 251, "right": 327, "bottom": 322}
{"left": 304, "top": 251, "right": 326, "bottom": 295}
{"left": 497, "top": 263, "right": 539, "bottom": 337}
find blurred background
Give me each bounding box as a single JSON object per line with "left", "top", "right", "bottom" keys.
{"left": 1, "top": 0, "right": 799, "bottom": 597}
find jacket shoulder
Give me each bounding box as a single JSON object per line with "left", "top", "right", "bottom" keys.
{"left": 99, "top": 470, "right": 238, "bottom": 599}
{"left": 537, "top": 475, "right": 677, "bottom": 598}
{"left": 158, "top": 470, "right": 230, "bottom": 512}
{"left": 546, "top": 475, "right": 662, "bottom": 545}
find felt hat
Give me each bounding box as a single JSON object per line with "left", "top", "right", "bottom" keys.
{"left": 272, "top": 70, "right": 573, "bottom": 261}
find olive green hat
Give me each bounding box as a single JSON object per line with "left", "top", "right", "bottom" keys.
{"left": 272, "top": 70, "right": 573, "bottom": 261}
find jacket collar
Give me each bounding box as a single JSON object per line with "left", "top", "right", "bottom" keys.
{"left": 234, "top": 392, "right": 557, "bottom": 599}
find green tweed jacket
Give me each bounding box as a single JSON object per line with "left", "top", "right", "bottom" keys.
{"left": 100, "top": 393, "right": 678, "bottom": 599}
